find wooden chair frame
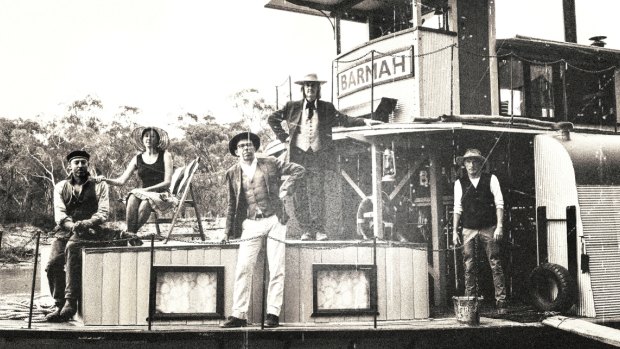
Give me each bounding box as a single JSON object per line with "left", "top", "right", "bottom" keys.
{"left": 150, "top": 157, "right": 206, "bottom": 243}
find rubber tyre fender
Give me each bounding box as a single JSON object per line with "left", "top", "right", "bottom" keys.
{"left": 528, "top": 262, "right": 576, "bottom": 312}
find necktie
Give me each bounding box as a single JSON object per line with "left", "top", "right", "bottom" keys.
{"left": 306, "top": 101, "right": 315, "bottom": 119}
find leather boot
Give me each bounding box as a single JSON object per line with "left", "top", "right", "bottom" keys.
{"left": 45, "top": 301, "right": 65, "bottom": 322}
{"left": 59, "top": 298, "right": 78, "bottom": 320}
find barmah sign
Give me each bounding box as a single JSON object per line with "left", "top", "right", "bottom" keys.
{"left": 337, "top": 47, "right": 413, "bottom": 96}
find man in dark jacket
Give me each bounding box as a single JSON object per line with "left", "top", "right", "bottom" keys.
{"left": 452, "top": 149, "right": 507, "bottom": 314}
{"left": 221, "top": 132, "right": 305, "bottom": 328}
{"left": 268, "top": 73, "right": 381, "bottom": 241}
{"left": 46, "top": 150, "right": 113, "bottom": 322}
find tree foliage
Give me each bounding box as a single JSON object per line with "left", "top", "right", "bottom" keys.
{"left": 0, "top": 89, "right": 278, "bottom": 228}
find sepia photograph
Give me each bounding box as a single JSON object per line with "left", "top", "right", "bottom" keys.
{"left": 1, "top": 0, "right": 620, "bottom": 348}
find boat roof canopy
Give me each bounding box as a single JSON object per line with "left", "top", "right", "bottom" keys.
{"left": 265, "top": 0, "right": 445, "bottom": 22}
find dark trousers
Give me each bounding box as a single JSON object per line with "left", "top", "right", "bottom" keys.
{"left": 46, "top": 230, "right": 113, "bottom": 303}
{"left": 462, "top": 226, "right": 506, "bottom": 302}
{"left": 290, "top": 147, "right": 328, "bottom": 234}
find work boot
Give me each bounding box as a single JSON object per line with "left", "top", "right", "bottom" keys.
{"left": 264, "top": 314, "right": 280, "bottom": 328}
{"left": 496, "top": 300, "right": 508, "bottom": 315}
{"left": 59, "top": 298, "right": 78, "bottom": 320}
{"left": 220, "top": 316, "right": 247, "bottom": 328}
{"left": 45, "top": 301, "right": 65, "bottom": 322}
{"left": 300, "top": 232, "right": 313, "bottom": 241}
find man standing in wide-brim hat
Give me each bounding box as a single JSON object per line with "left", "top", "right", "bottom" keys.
{"left": 221, "top": 131, "right": 305, "bottom": 328}
{"left": 452, "top": 148, "right": 507, "bottom": 315}
{"left": 268, "top": 73, "right": 382, "bottom": 241}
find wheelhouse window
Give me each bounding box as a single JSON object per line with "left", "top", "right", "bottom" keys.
{"left": 498, "top": 59, "right": 617, "bottom": 128}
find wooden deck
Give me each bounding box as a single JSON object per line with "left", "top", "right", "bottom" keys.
{"left": 0, "top": 315, "right": 600, "bottom": 349}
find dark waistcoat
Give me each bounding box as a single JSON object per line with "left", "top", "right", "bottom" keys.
{"left": 60, "top": 180, "right": 99, "bottom": 221}
{"left": 460, "top": 173, "right": 497, "bottom": 229}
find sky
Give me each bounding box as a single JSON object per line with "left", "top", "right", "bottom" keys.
{"left": 0, "top": 0, "right": 618, "bottom": 128}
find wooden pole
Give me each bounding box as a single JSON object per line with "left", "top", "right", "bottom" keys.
{"left": 371, "top": 143, "right": 384, "bottom": 239}
{"left": 28, "top": 231, "right": 41, "bottom": 329}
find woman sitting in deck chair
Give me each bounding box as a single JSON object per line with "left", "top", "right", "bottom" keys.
{"left": 94, "top": 126, "right": 176, "bottom": 243}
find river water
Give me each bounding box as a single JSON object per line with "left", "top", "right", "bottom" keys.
{"left": 0, "top": 266, "right": 37, "bottom": 295}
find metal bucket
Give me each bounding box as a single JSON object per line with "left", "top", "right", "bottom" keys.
{"left": 452, "top": 296, "right": 482, "bottom": 326}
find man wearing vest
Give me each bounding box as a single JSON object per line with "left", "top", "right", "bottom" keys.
{"left": 452, "top": 149, "right": 507, "bottom": 315}
{"left": 46, "top": 150, "right": 113, "bottom": 322}
{"left": 221, "top": 132, "right": 305, "bottom": 328}
{"left": 268, "top": 73, "right": 382, "bottom": 241}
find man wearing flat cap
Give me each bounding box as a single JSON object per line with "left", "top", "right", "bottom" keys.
{"left": 221, "top": 132, "right": 305, "bottom": 328}
{"left": 268, "top": 73, "right": 382, "bottom": 241}
{"left": 452, "top": 148, "right": 507, "bottom": 314}
{"left": 45, "top": 150, "right": 113, "bottom": 322}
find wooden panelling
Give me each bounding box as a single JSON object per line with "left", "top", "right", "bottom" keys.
{"left": 83, "top": 243, "right": 429, "bottom": 326}
{"left": 135, "top": 251, "right": 151, "bottom": 325}
{"left": 385, "top": 247, "right": 401, "bottom": 320}
{"left": 220, "top": 248, "right": 237, "bottom": 323}
{"left": 376, "top": 246, "right": 387, "bottom": 321}
{"left": 413, "top": 248, "right": 430, "bottom": 319}
{"left": 170, "top": 249, "right": 188, "bottom": 265}
{"left": 300, "top": 248, "right": 321, "bottom": 323}
{"left": 399, "top": 247, "right": 415, "bottom": 319}
{"left": 118, "top": 252, "right": 137, "bottom": 325}
{"left": 82, "top": 251, "right": 103, "bottom": 325}
{"left": 203, "top": 248, "right": 220, "bottom": 265}
{"left": 101, "top": 252, "right": 121, "bottom": 325}
{"left": 283, "top": 246, "right": 300, "bottom": 323}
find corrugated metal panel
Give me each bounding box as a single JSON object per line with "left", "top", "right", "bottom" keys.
{"left": 419, "top": 30, "right": 457, "bottom": 117}
{"left": 534, "top": 135, "right": 596, "bottom": 317}
{"left": 577, "top": 186, "right": 620, "bottom": 319}
{"left": 534, "top": 135, "right": 575, "bottom": 266}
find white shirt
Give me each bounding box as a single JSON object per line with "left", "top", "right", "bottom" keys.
{"left": 453, "top": 174, "right": 504, "bottom": 215}
{"left": 239, "top": 158, "right": 257, "bottom": 180}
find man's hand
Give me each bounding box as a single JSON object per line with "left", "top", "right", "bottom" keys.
{"left": 73, "top": 220, "right": 96, "bottom": 237}
{"left": 92, "top": 175, "right": 106, "bottom": 183}
{"left": 452, "top": 231, "right": 461, "bottom": 246}
{"left": 493, "top": 226, "right": 504, "bottom": 241}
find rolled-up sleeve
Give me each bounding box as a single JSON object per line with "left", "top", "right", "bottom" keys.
{"left": 91, "top": 181, "right": 110, "bottom": 225}
{"left": 53, "top": 181, "right": 69, "bottom": 226}
{"left": 453, "top": 180, "right": 463, "bottom": 215}
{"left": 490, "top": 175, "right": 504, "bottom": 210}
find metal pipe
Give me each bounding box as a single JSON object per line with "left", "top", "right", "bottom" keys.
{"left": 373, "top": 236, "right": 377, "bottom": 329}
{"left": 28, "top": 231, "right": 41, "bottom": 329}
{"left": 148, "top": 234, "right": 155, "bottom": 331}
{"left": 562, "top": 0, "right": 577, "bottom": 43}
{"left": 371, "top": 51, "right": 375, "bottom": 120}
{"left": 261, "top": 235, "right": 268, "bottom": 330}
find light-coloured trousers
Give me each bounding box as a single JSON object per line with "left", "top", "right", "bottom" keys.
{"left": 231, "top": 215, "right": 286, "bottom": 319}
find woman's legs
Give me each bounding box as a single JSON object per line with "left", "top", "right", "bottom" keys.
{"left": 136, "top": 200, "right": 153, "bottom": 232}
{"left": 126, "top": 194, "right": 140, "bottom": 233}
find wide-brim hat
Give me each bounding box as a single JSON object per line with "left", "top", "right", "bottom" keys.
{"left": 229, "top": 132, "right": 260, "bottom": 156}
{"left": 66, "top": 150, "right": 90, "bottom": 162}
{"left": 131, "top": 126, "right": 170, "bottom": 152}
{"left": 294, "top": 73, "right": 327, "bottom": 85}
{"left": 456, "top": 148, "right": 487, "bottom": 165}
